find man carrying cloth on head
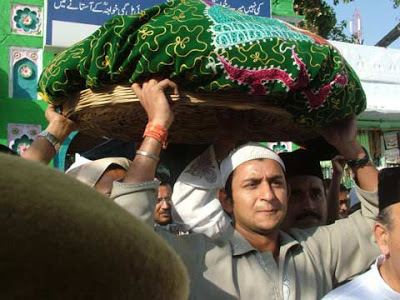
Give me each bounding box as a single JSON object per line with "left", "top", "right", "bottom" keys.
{"left": 112, "top": 80, "right": 380, "bottom": 299}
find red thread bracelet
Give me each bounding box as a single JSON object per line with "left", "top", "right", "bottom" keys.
{"left": 143, "top": 123, "right": 168, "bottom": 149}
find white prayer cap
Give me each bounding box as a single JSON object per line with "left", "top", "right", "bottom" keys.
{"left": 220, "top": 142, "right": 286, "bottom": 186}
{"left": 65, "top": 153, "right": 92, "bottom": 173}
{"left": 66, "top": 156, "right": 131, "bottom": 187}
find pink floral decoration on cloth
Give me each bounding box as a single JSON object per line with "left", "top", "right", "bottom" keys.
{"left": 202, "top": 0, "right": 215, "bottom": 6}
{"left": 218, "top": 48, "right": 348, "bottom": 110}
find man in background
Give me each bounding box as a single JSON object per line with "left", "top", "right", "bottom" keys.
{"left": 280, "top": 149, "right": 329, "bottom": 229}
{"left": 281, "top": 150, "right": 348, "bottom": 229}
{"left": 338, "top": 184, "right": 350, "bottom": 219}
{"left": 324, "top": 167, "right": 400, "bottom": 299}
{"left": 154, "top": 181, "right": 173, "bottom": 226}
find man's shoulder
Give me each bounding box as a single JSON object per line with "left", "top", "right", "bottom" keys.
{"left": 323, "top": 269, "right": 375, "bottom": 299}
{"left": 155, "top": 225, "right": 231, "bottom": 250}
{"left": 286, "top": 210, "right": 366, "bottom": 243}
{"left": 285, "top": 225, "right": 327, "bottom": 244}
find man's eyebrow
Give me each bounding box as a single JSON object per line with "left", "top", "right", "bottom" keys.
{"left": 242, "top": 174, "right": 285, "bottom": 182}
{"left": 268, "top": 175, "right": 285, "bottom": 181}
{"left": 242, "top": 177, "right": 261, "bottom": 183}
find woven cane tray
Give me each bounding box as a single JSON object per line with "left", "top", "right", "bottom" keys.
{"left": 62, "top": 85, "right": 318, "bottom": 144}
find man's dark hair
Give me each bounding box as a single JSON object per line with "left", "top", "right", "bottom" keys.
{"left": 159, "top": 181, "right": 172, "bottom": 188}
{"left": 376, "top": 206, "right": 393, "bottom": 230}
{"left": 103, "top": 163, "right": 128, "bottom": 176}
{"left": 225, "top": 171, "right": 234, "bottom": 201}
{"left": 339, "top": 184, "right": 349, "bottom": 193}
{"left": 156, "top": 177, "right": 172, "bottom": 187}
{"left": 156, "top": 169, "right": 172, "bottom": 187}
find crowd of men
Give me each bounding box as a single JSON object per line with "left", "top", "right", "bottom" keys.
{"left": 1, "top": 78, "right": 399, "bottom": 299}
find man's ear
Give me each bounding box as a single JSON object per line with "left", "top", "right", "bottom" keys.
{"left": 218, "top": 189, "right": 233, "bottom": 214}
{"left": 375, "top": 222, "right": 390, "bottom": 257}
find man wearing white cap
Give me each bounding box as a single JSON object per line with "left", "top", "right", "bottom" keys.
{"left": 20, "top": 104, "right": 131, "bottom": 195}
{"left": 112, "top": 82, "right": 381, "bottom": 298}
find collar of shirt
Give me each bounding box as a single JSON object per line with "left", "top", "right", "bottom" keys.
{"left": 154, "top": 223, "right": 189, "bottom": 234}
{"left": 372, "top": 254, "right": 400, "bottom": 297}
{"left": 230, "top": 230, "right": 300, "bottom": 257}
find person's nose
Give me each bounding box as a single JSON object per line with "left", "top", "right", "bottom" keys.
{"left": 161, "top": 199, "right": 171, "bottom": 209}
{"left": 259, "top": 181, "right": 275, "bottom": 201}
{"left": 302, "top": 192, "right": 317, "bottom": 211}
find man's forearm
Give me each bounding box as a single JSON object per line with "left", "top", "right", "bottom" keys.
{"left": 22, "top": 122, "right": 73, "bottom": 164}
{"left": 123, "top": 137, "right": 162, "bottom": 184}
{"left": 321, "top": 117, "right": 378, "bottom": 193}
{"left": 21, "top": 136, "right": 57, "bottom": 164}
{"left": 116, "top": 78, "right": 176, "bottom": 224}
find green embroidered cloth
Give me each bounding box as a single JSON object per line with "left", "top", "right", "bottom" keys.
{"left": 38, "top": 0, "right": 366, "bottom": 128}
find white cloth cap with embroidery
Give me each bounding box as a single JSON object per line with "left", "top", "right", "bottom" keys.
{"left": 220, "top": 142, "right": 286, "bottom": 186}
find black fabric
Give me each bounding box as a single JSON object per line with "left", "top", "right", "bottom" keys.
{"left": 156, "top": 164, "right": 172, "bottom": 186}
{"left": 159, "top": 144, "right": 210, "bottom": 184}
{"left": 378, "top": 167, "right": 400, "bottom": 211}
{"left": 82, "top": 139, "right": 136, "bottom": 160}
{"left": 0, "top": 144, "right": 17, "bottom": 156}
{"left": 279, "top": 149, "right": 323, "bottom": 179}
{"left": 81, "top": 141, "right": 207, "bottom": 185}
{"left": 296, "top": 136, "right": 339, "bottom": 161}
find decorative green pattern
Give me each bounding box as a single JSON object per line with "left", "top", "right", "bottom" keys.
{"left": 13, "top": 7, "right": 39, "bottom": 33}
{"left": 207, "top": 5, "right": 312, "bottom": 49}
{"left": 11, "top": 134, "right": 33, "bottom": 155}
{"left": 38, "top": 0, "right": 366, "bottom": 128}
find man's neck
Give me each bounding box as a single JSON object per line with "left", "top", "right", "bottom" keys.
{"left": 379, "top": 259, "right": 400, "bottom": 293}
{"left": 236, "top": 225, "right": 280, "bottom": 260}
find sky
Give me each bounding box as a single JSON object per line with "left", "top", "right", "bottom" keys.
{"left": 326, "top": 0, "right": 400, "bottom": 48}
